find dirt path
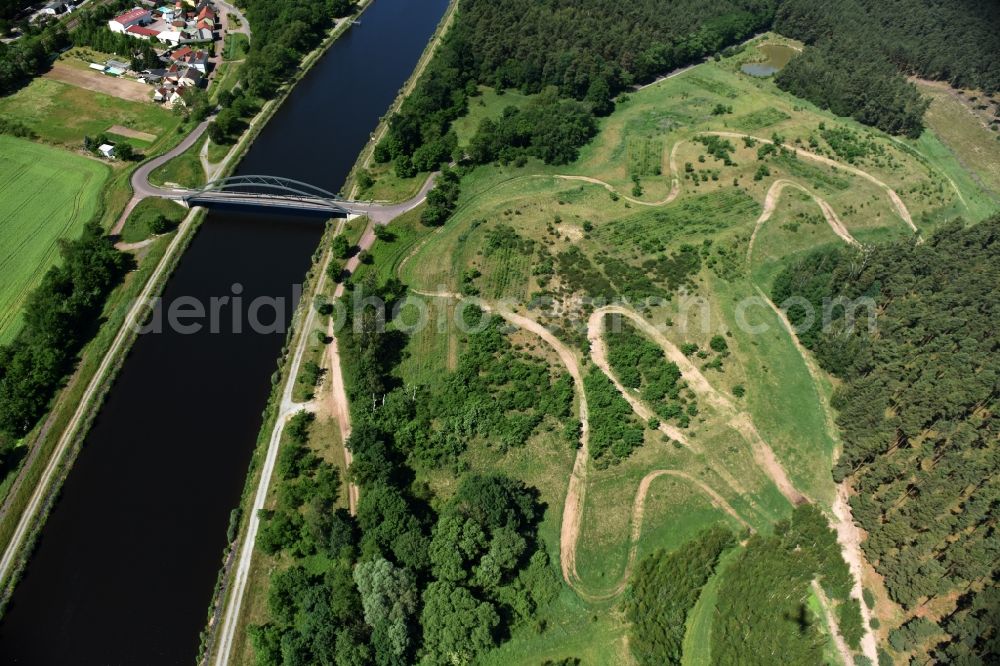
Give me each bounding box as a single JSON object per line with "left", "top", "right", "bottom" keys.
{"left": 706, "top": 131, "right": 917, "bottom": 232}
{"left": 608, "top": 469, "right": 751, "bottom": 599}
{"left": 812, "top": 579, "right": 854, "bottom": 666}
{"left": 588, "top": 312, "right": 695, "bottom": 450}
{"left": 748, "top": 179, "right": 858, "bottom": 264}
{"left": 833, "top": 485, "right": 880, "bottom": 664}
{"left": 215, "top": 192, "right": 438, "bottom": 662}
{"left": 550, "top": 174, "right": 681, "bottom": 207}
{"left": 107, "top": 125, "right": 157, "bottom": 142}
{"left": 409, "top": 293, "right": 787, "bottom": 600}
{"left": 738, "top": 168, "right": 883, "bottom": 663}
{"left": 591, "top": 306, "right": 804, "bottom": 507}
{"left": 481, "top": 303, "right": 592, "bottom": 594}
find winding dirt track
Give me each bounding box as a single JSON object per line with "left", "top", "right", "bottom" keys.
{"left": 550, "top": 173, "right": 681, "bottom": 207}
{"left": 705, "top": 131, "right": 916, "bottom": 232}
{"left": 591, "top": 306, "right": 805, "bottom": 508}
{"left": 405, "top": 129, "right": 919, "bottom": 656}
{"left": 748, "top": 178, "right": 859, "bottom": 264}
{"left": 411, "top": 293, "right": 798, "bottom": 600}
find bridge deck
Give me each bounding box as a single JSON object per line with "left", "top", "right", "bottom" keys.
{"left": 183, "top": 191, "right": 352, "bottom": 215}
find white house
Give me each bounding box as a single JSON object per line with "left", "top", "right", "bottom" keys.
{"left": 98, "top": 143, "right": 115, "bottom": 159}
{"left": 157, "top": 29, "right": 183, "bottom": 45}
{"left": 108, "top": 7, "right": 152, "bottom": 33}
{"left": 41, "top": 1, "right": 73, "bottom": 16}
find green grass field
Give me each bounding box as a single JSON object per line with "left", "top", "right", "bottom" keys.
{"left": 223, "top": 33, "right": 250, "bottom": 61}
{"left": 452, "top": 86, "right": 535, "bottom": 146}
{"left": 149, "top": 141, "right": 206, "bottom": 189}
{"left": 0, "top": 78, "right": 181, "bottom": 151}
{"left": 119, "top": 197, "right": 188, "bottom": 243}
{"left": 0, "top": 136, "right": 109, "bottom": 343}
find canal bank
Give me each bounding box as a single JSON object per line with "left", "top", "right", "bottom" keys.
{"left": 0, "top": 0, "right": 450, "bottom": 663}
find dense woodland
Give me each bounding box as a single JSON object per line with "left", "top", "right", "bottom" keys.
{"left": 774, "top": 0, "right": 1000, "bottom": 136}
{"left": 773, "top": 217, "right": 1000, "bottom": 662}
{"left": 624, "top": 525, "right": 735, "bottom": 665}
{"left": 252, "top": 274, "right": 561, "bottom": 664}
{"left": 712, "top": 505, "right": 856, "bottom": 664}
{"left": 0, "top": 22, "right": 68, "bottom": 94}
{"left": 0, "top": 223, "right": 132, "bottom": 454}
{"left": 377, "top": 0, "right": 775, "bottom": 175}
{"left": 236, "top": 0, "right": 354, "bottom": 100}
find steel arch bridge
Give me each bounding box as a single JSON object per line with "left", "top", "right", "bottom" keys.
{"left": 182, "top": 175, "right": 353, "bottom": 215}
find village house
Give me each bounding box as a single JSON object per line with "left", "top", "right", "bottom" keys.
{"left": 126, "top": 24, "right": 159, "bottom": 39}
{"left": 168, "top": 46, "right": 210, "bottom": 73}
{"left": 40, "top": 1, "right": 74, "bottom": 16}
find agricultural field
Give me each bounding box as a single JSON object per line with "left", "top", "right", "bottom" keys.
{"left": 375, "top": 35, "right": 1000, "bottom": 665}
{"left": 0, "top": 136, "right": 109, "bottom": 343}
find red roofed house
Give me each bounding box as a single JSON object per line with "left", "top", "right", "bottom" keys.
{"left": 108, "top": 7, "right": 152, "bottom": 33}
{"left": 126, "top": 24, "right": 159, "bottom": 39}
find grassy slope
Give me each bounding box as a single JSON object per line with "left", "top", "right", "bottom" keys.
{"left": 119, "top": 197, "right": 187, "bottom": 243}
{"left": 0, "top": 78, "right": 181, "bottom": 151}
{"left": 149, "top": 139, "right": 207, "bottom": 189}
{"left": 0, "top": 136, "right": 109, "bottom": 343}
{"left": 380, "top": 33, "right": 1000, "bottom": 663}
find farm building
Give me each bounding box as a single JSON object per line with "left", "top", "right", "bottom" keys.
{"left": 126, "top": 24, "right": 159, "bottom": 39}
{"left": 108, "top": 7, "right": 152, "bottom": 33}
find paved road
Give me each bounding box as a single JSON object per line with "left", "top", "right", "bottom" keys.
{"left": 121, "top": 136, "right": 437, "bottom": 233}
{"left": 111, "top": 118, "right": 213, "bottom": 235}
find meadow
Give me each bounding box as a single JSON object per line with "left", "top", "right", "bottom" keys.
{"left": 0, "top": 78, "right": 181, "bottom": 152}
{"left": 209, "top": 26, "right": 1000, "bottom": 665}
{"left": 0, "top": 136, "right": 109, "bottom": 343}
{"left": 370, "top": 33, "right": 1000, "bottom": 665}
{"left": 119, "top": 197, "right": 188, "bottom": 243}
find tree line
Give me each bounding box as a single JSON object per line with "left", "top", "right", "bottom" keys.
{"left": 0, "top": 223, "right": 132, "bottom": 458}
{"left": 772, "top": 216, "right": 1000, "bottom": 663}
{"left": 624, "top": 525, "right": 736, "bottom": 665}
{"left": 773, "top": 0, "right": 1000, "bottom": 137}
{"left": 236, "top": 0, "right": 354, "bottom": 101}
{"left": 712, "top": 505, "right": 857, "bottom": 664}
{"left": 375, "top": 0, "right": 775, "bottom": 185}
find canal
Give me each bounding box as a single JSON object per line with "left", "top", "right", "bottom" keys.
{"left": 0, "top": 0, "right": 449, "bottom": 662}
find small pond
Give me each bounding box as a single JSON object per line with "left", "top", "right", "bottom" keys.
{"left": 741, "top": 43, "right": 798, "bottom": 77}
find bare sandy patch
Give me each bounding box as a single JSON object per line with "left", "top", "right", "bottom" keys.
{"left": 45, "top": 62, "right": 152, "bottom": 104}
{"left": 107, "top": 125, "right": 157, "bottom": 142}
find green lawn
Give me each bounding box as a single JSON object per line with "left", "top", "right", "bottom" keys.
{"left": 211, "top": 60, "right": 248, "bottom": 105}
{"left": 0, "top": 136, "right": 109, "bottom": 343}
{"left": 119, "top": 197, "right": 188, "bottom": 243}
{"left": 223, "top": 33, "right": 250, "bottom": 61}
{"left": 149, "top": 140, "right": 206, "bottom": 188}
{"left": 0, "top": 78, "right": 181, "bottom": 151}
